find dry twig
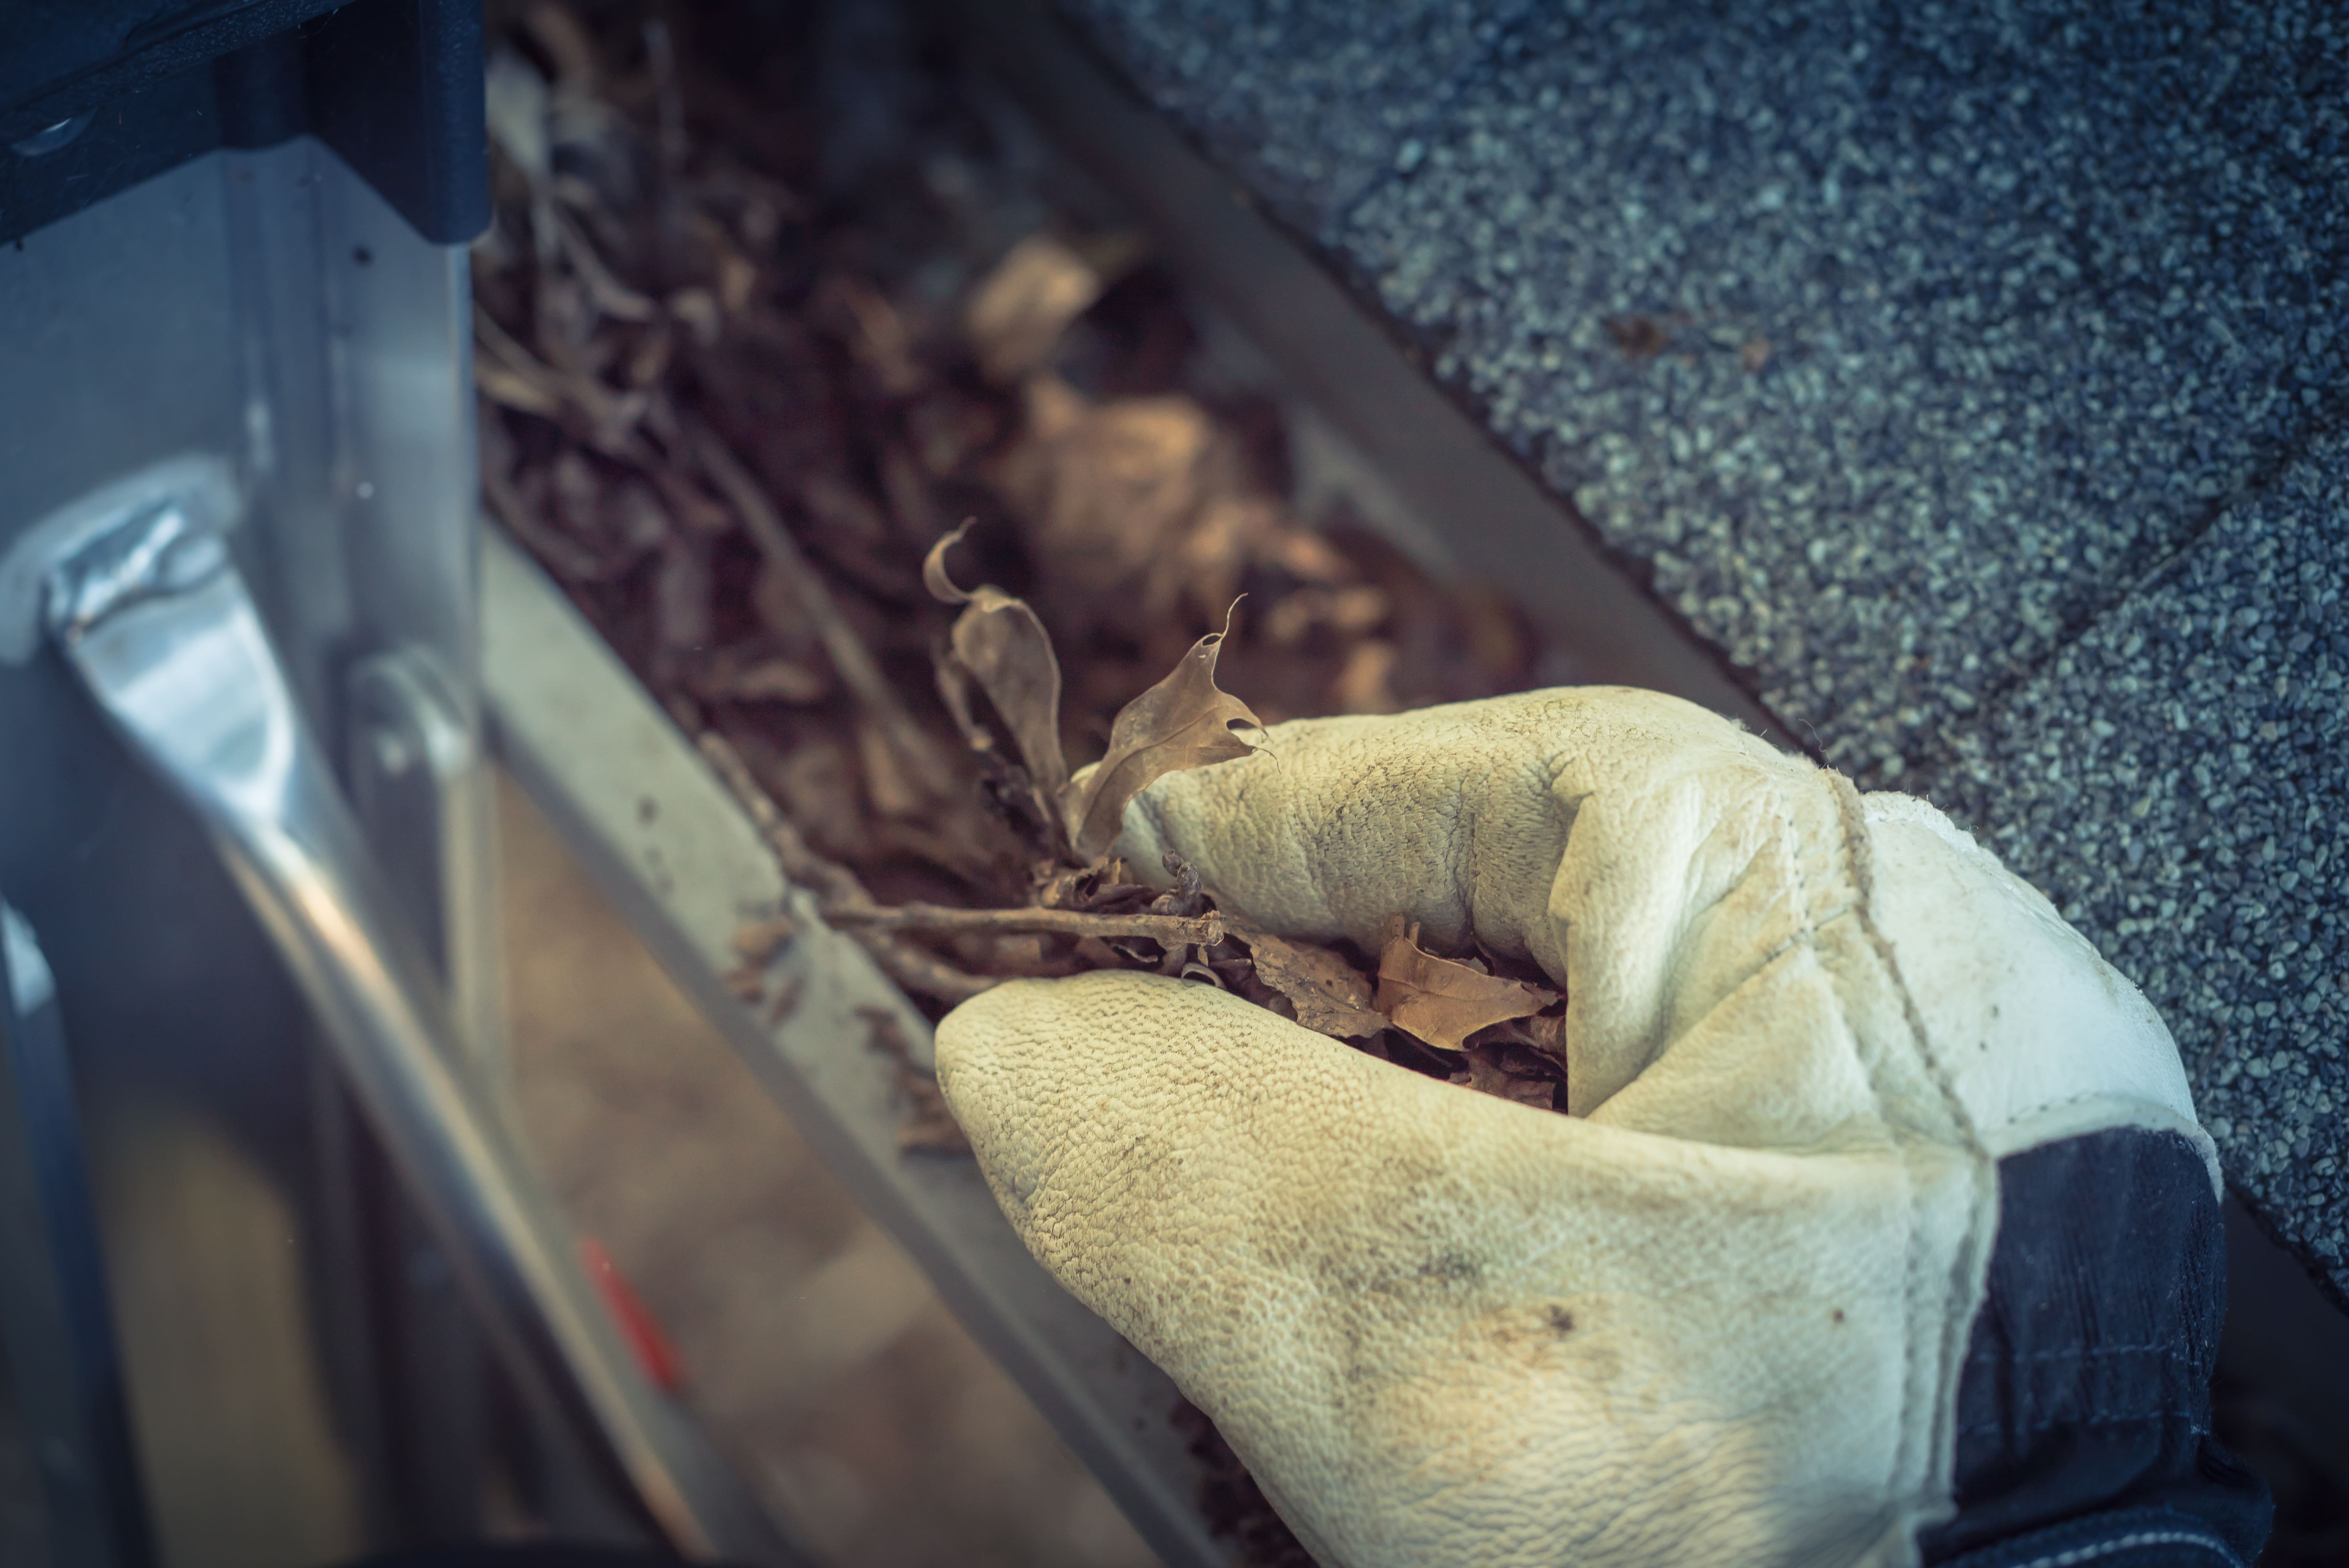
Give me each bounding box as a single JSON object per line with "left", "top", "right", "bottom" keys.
{"left": 827, "top": 902, "right": 1222, "bottom": 947}
{"left": 693, "top": 728, "right": 998, "bottom": 1003}
{"left": 683, "top": 415, "right": 955, "bottom": 801}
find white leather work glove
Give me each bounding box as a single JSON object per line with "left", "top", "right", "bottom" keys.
{"left": 934, "top": 688, "right": 2217, "bottom": 1568}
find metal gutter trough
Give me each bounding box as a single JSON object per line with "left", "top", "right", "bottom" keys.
{"left": 478, "top": 7, "right": 1797, "bottom": 1564}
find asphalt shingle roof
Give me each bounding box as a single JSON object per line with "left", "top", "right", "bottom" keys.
{"left": 1058, "top": 0, "right": 2349, "bottom": 1301}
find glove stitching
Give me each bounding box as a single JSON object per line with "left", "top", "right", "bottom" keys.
{"left": 1771, "top": 761, "right": 1955, "bottom": 1533}
{"left": 1954, "top": 1399, "right": 2208, "bottom": 1436}
{"left": 1957, "top": 1410, "right": 2212, "bottom": 1438}
{"left": 1827, "top": 767, "right": 2000, "bottom": 1543}
{"left": 1977, "top": 1343, "right": 2202, "bottom": 1364}
{"left": 2001, "top": 1527, "right": 2240, "bottom": 1568}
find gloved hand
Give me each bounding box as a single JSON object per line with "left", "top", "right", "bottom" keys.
{"left": 935, "top": 688, "right": 2255, "bottom": 1567}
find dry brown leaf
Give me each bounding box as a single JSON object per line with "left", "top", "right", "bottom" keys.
{"left": 474, "top": 301, "right": 646, "bottom": 445}
{"left": 1060, "top": 605, "right": 1262, "bottom": 862}
{"left": 554, "top": 205, "right": 656, "bottom": 323}
{"left": 476, "top": 360, "right": 564, "bottom": 418}
{"left": 645, "top": 464, "right": 731, "bottom": 538}
{"left": 861, "top": 1007, "right": 972, "bottom": 1156}
{"left": 825, "top": 275, "right": 924, "bottom": 396}
{"left": 1262, "top": 584, "right": 1390, "bottom": 647}
{"left": 730, "top": 912, "right": 799, "bottom": 965}
{"left": 924, "top": 521, "right": 1071, "bottom": 807}
{"left": 1021, "top": 372, "right": 1089, "bottom": 442}
{"left": 480, "top": 419, "right": 611, "bottom": 581}
{"left": 1264, "top": 528, "right": 1354, "bottom": 584}
{"left": 761, "top": 973, "right": 806, "bottom": 1027}
{"left": 964, "top": 233, "right": 1103, "bottom": 382}
{"left": 748, "top": 734, "right": 866, "bottom": 860}
{"left": 691, "top": 417, "right": 954, "bottom": 800}
{"left": 1476, "top": 1010, "right": 1572, "bottom": 1069}
{"left": 856, "top": 715, "right": 927, "bottom": 819}
{"left": 667, "top": 286, "right": 722, "bottom": 347}
{"left": 695, "top": 652, "right": 829, "bottom": 704}
{"left": 1461, "top": 1050, "right": 1558, "bottom": 1108}
{"left": 1141, "top": 493, "right": 1278, "bottom": 630}
{"left": 907, "top": 392, "right": 998, "bottom": 478}
{"left": 542, "top": 453, "right": 604, "bottom": 537}
{"left": 1227, "top": 923, "right": 1387, "bottom": 1039}
{"left": 799, "top": 469, "right": 890, "bottom": 543}
{"left": 604, "top": 478, "right": 670, "bottom": 553}
{"left": 729, "top": 660, "right": 829, "bottom": 704}
{"left": 1374, "top": 919, "right": 1558, "bottom": 1052}
{"left": 996, "top": 381, "right": 1214, "bottom": 609}
{"left": 1331, "top": 639, "right": 1401, "bottom": 715}
{"left": 623, "top": 323, "right": 673, "bottom": 388}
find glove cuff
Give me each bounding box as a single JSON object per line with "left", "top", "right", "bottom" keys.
{"left": 1928, "top": 1505, "right": 2251, "bottom": 1568}
{"left": 1919, "top": 1128, "right": 2272, "bottom": 1565}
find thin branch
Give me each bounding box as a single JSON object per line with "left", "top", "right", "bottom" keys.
{"left": 694, "top": 726, "right": 863, "bottom": 901}
{"left": 861, "top": 936, "right": 1003, "bottom": 1005}
{"left": 693, "top": 728, "right": 999, "bottom": 1003}
{"left": 683, "top": 415, "right": 955, "bottom": 797}
{"left": 827, "top": 903, "right": 1222, "bottom": 947}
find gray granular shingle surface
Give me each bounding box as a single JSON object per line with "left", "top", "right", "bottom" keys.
{"left": 1058, "top": 0, "right": 2349, "bottom": 1299}
{"left": 1929, "top": 435, "right": 2349, "bottom": 1274}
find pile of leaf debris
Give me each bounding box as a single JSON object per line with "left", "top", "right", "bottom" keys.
{"left": 474, "top": 0, "right": 1576, "bottom": 1123}
{"left": 474, "top": 3, "right": 1574, "bottom": 1560}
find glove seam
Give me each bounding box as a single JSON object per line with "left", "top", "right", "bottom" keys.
{"left": 1984, "top": 1086, "right": 2198, "bottom": 1131}
{"left": 1828, "top": 766, "right": 2001, "bottom": 1556}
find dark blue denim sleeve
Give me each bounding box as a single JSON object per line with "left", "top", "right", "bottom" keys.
{"left": 1919, "top": 1130, "right": 2273, "bottom": 1568}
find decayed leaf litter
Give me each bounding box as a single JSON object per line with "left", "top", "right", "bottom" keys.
{"left": 918, "top": 524, "right": 1574, "bottom": 1108}
{"left": 471, "top": 4, "right": 1572, "bottom": 1138}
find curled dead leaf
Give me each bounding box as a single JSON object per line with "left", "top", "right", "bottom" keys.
{"left": 1374, "top": 919, "right": 1557, "bottom": 1053}
{"left": 1227, "top": 922, "right": 1387, "bottom": 1040}
{"left": 1474, "top": 1010, "right": 1573, "bottom": 1072}
{"left": 1461, "top": 1049, "right": 1559, "bottom": 1108}
{"left": 924, "top": 521, "right": 1071, "bottom": 808}
{"left": 1060, "top": 604, "right": 1262, "bottom": 863}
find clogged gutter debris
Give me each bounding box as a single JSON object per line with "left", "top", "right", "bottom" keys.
{"left": 477, "top": 6, "right": 1563, "bottom": 1557}
{"left": 912, "top": 519, "right": 1574, "bottom": 1113}
{"left": 476, "top": 0, "right": 1575, "bottom": 1120}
